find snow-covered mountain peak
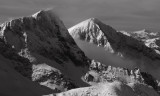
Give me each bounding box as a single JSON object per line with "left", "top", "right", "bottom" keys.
{"left": 69, "top": 18, "right": 160, "bottom": 82}
{"left": 0, "top": 10, "right": 72, "bottom": 51}
{"left": 32, "top": 10, "right": 44, "bottom": 18}
{"left": 32, "top": 9, "right": 55, "bottom": 19}
{"left": 69, "top": 18, "right": 119, "bottom": 48}
{"left": 128, "top": 29, "right": 160, "bottom": 55}
{"left": 68, "top": 18, "right": 100, "bottom": 33}
{"left": 131, "top": 29, "right": 159, "bottom": 37}
{"left": 84, "top": 17, "right": 101, "bottom": 22}
{"left": 0, "top": 10, "right": 90, "bottom": 93}
{"left": 133, "top": 29, "right": 148, "bottom": 34}
{"left": 86, "top": 17, "right": 101, "bottom": 23}
{"left": 0, "top": 9, "right": 160, "bottom": 96}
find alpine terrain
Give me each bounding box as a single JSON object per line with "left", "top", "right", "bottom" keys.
{"left": 0, "top": 9, "right": 159, "bottom": 96}
{"left": 68, "top": 18, "right": 160, "bottom": 81}
{"left": 0, "top": 10, "right": 90, "bottom": 96}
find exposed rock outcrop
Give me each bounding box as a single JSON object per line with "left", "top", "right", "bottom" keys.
{"left": 0, "top": 10, "right": 90, "bottom": 93}
{"left": 84, "top": 60, "right": 160, "bottom": 94}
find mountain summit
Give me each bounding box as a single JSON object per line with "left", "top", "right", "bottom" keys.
{"left": 69, "top": 18, "right": 160, "bottom": 81}
{"left": 69, "top": 18, "right": 119, "bottom": 47}
{"left": 0, "top": 10, "right": 91, "bottom": 95}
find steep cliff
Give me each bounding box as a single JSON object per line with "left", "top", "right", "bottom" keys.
{"left": 0, "top": 10, "right": 90, "bottom": 94}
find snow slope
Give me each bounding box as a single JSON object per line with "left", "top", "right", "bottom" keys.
{"left": 68, "top": 18, "right": 160, "bottom": 81}
{"left": 56, "top": 81, "right": 159, "bottom": 96}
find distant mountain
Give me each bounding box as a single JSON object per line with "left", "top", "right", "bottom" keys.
{"left": 0, "top": 10, "right": 90, "bottom": 95}
{"left": 131, "top": 29, "right": 160, "bottom": 41}
{"left": 68, "top": 18, "right": 160, "bottom": 81}
{"left": 130, "top": 29, "right": 160, "bottom": 54}
{"left": 119, "top": 29, "right": 160, "bottom": 54}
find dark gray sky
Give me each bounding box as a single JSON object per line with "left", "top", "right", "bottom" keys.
{"left": 0, "top": 0, "right": 160, "bottom": 31}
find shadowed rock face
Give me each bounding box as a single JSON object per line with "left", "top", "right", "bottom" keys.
{"left": 0, "top": 10, "right": 88, "bottom": 67}
{"left": 0, "top": 38, "right": 32, "bottom": 79}
{"left": 68, "top": 18, "right": 160, "bottom": 80}
{"left": 0, "top": 10, "right": 90, "bottom": 92}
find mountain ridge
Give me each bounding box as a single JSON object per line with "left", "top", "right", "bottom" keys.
{"left": 0, "top": 10, "right": 160, "bottom": 96}
{"left": 0, "top": 9, "right": 90, "bottom": 94}
{"left": 69, "top": 18, "right": 160, "bottom": 81}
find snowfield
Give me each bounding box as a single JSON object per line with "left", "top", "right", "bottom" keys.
{"left": 56, "top": 81, "right": 159, "bottom": 96}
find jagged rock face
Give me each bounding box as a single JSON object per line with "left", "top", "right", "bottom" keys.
{"left": 0, "top": 10, "right": 90, "bottom": 92}
{"left": 0, "top": 10, "right": 88, "bottom": 66}
{"left": 84, "top": 60, "right": 160, "bottom": 94}
{"left": 32, "top": 64, "right": 77, "bottom": 92}
{"left": 68, "top": 18, "right": 160, "bottom": 80}
{"left": 69, "top": 18, "right": 118, "bottom": 50}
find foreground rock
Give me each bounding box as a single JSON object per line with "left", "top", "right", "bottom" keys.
{"left": 55, "top": 81, "right": 159, "bottom": 96}
{"left": 84, "top": 60, "right": 160, "bottom": 94}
